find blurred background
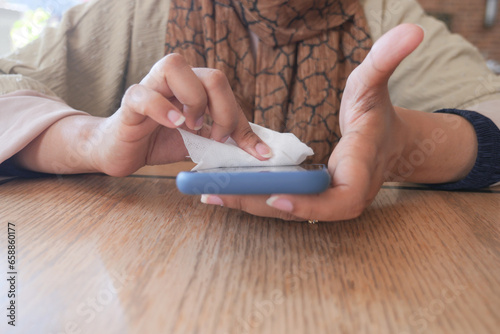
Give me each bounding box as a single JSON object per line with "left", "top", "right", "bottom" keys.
{"left": 0, "top": 0, "right": 499, "bottom": 73}
{"left": 419, "top": 0, "right": 500, "bottom": 73}
{"left": 0, "top": 0, "right": 87, "bottom": 55}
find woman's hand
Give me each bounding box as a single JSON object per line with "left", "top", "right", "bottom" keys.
{"left": 202, "top": 24, "right": 430, "bottom": 221}
{"left": 94, "top": 53, "right": 272, "bottom": 176}
{"left": 16, "top": 54, "right": 272, "bottom": 176}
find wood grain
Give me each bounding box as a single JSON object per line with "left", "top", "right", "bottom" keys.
{"left": 133, "top": 161, "right": 196, "bottom": 177}
{"left": 0, "top": 175, "right": 499, "bottom": 334}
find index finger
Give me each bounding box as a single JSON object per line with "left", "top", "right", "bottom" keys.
{"left": 192, "top": 68, "right": 273, "bottom": 160}
{"left": 140, "top": 54, "right": 208, "bottom": 130}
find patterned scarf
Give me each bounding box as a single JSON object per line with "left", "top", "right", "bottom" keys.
{"left": 165, "top": 0, "right": 372, "bottom": 163}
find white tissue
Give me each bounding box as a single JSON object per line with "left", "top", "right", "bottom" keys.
{"left": 178, "top": 123, "right": 314, "bottom": 170}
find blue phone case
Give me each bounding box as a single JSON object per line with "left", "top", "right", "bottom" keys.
{"left": 176, "top": 164, "right": 331, "bottom": 195}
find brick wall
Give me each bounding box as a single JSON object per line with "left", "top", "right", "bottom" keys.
{"left": 417, "top": 0, "right": 500, "bottom": 62}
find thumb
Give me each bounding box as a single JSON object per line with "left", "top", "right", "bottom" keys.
{"left": 356, "top": 24, "right": 424, "bottom": 88}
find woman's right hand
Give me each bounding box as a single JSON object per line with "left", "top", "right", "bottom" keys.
{"left": 13, "top": 54, "right": 271, "bottom": 176}
{"left": 94, "top": 53, "right": 272, "bottom": 176}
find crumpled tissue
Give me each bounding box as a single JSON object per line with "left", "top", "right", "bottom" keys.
{"left": 178, "top": 123, "right": 314, "bottom": 170}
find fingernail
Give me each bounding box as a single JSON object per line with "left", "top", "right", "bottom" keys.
{"left": 194, "top": 116, "right": 204, "bottom": 131}
{"left": 201, "top": 194, "right": 224, "bottom": 206}
{"left": 266, "top": 196, "right": 293, "bottom": 212}
{"left": 168, "top": 110, "right": 185, "bottom": 127}
{"left": 256, "top": 143, "right": 273, "bottom": 158}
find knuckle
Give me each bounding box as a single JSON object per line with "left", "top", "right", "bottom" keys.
{"left": 276, "top": 211, "right": 298, "bottom": 221}
{"left": 161, "top": 53, "right": 188, "bottom": 70}
{"left": 235, "top": 126, "right": 256, "bottom": 144}
{"left": 232, "top": 199, "right": 246, "bottom": 212}
{"left": 299, "top": 204, "right": 318, "bottom": 222}
{"left": 345, "top": 199, "right": 366, "bottom": 220}
{"left": 204, "top": 69, "right": 229, "bottom": 91}
{"left": 221, "top": 196, "right": 243, "bottom": 211}
{"left": 122, "top": 84, "right": 142, "bottom": 106}
{"left": 189, "top": 93, "right": 208, "bottom": 110}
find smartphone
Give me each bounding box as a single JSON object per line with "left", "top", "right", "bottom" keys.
{"left": 176, "top": 164, "right": 330, "bottom": 195}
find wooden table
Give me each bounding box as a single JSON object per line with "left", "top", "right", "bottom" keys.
{"left": 1, "top": 165, "right": 499, "bottom": 334}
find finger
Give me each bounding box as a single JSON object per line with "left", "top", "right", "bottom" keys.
{"left": 231, "top": 115, "right": 274, "bottom": 160}
{"left": 201, "top": 194, "right": 303, "bottom": 221}
{"left": 355, "top": 24, "right": 424, "bottom": 88}
{"left": 193, "top": 68, "right": 273, "bottom": 160}
{"left": 265, "top": 164, "right": 372, "bottom": 222}
{"left": 140, "top": 53, "right": 208, "bottom": 130}
{"left": 260, "top": 152, "right": 373, "bottom": 222}
{"left": 191, "top": 68, "right": 239, "bottom": 141}
{"left": 121, "top": 84, "right": 186, "bottom": 134}
{"left": 199, "top": 154, "right": 373, "bottom": 222}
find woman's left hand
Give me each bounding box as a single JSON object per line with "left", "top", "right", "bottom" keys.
{"left": 200, "top": 24, "right": 425, "bottom": 221}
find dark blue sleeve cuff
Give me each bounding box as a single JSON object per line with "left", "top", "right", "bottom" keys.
{"left": 0, "top": 156, "right": 50, "bottom": 179}
{"left": 427, "top": 108, "right": 500, "bottom": 190}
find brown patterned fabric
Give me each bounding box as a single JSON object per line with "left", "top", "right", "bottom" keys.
{"left": 165, "top": 0, "right": 372, "bottom": 163}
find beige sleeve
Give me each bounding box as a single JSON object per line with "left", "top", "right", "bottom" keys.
{"left": 0, "top": 90, "right": 87, "bottom": 163}
{"left": 2, "top": 0, "right": 136, "bottom": 116}
{"left": 361, "top": 0, "right": 500, "bottom": 119}
{"left": 0, "top": 0, "right": 169, "bottom": 164}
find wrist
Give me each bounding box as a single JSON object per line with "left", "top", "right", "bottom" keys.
{"left": 387, "top": 108, "right": 477, "bottom": 183}
{"left": 83, "top": 116, "right": 114, "bottom": 175}
{"left": 385, "top": 107, "right": 415, "bottom": 182}
{"left": 55, "top": 115, "right": 106, "bottom": 174}
{"left": 428, "top": 109, "right": 500, "bottom": 189}
{"left": 13, "top": 114, "right": 104, "bottom": 175}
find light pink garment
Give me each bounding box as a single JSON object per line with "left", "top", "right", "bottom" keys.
{"left": 0, "top": 90, "right": 86, "bottom": 164}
